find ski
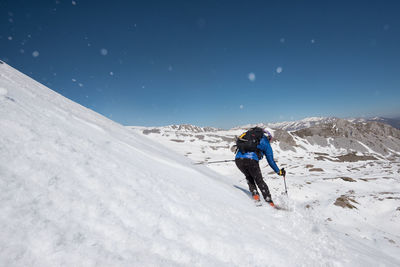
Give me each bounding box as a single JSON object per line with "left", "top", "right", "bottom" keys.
{"left": 272, "top": 204, "right": 288, "bottom": 211}
{"left": 254, "top": 201, "right": 289, "bottom": 211}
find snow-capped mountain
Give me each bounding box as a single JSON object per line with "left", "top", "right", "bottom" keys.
{"left": 1, "top": 62, "right": 400, "bottom": 266}
{"left": 367, "top": 117, "right": 400, "bottom": 130}
{"left": 130, "top": 117, "right": 400, "bottom": 160}
{"left": 231, "top": 117, "right": 340, "bottom": 132}
{"left": 240, "top": 116, "right": 400, "bottom": 132}
{"left": 266, "top": 117, "right": 340, "bottom": 131}
{"left": 141, "top": 124, "right": 221, "bottom": 134}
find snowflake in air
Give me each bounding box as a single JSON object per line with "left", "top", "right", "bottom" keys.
{"left": 248, "top": 72, "right": 256, "bottom": 82}
{"left": 100, "top": 48, "right": 108, "bottom": 56}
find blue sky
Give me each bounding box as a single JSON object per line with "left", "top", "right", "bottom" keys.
{"left": 1, "top": 0, "right": 399, "bottom": 128}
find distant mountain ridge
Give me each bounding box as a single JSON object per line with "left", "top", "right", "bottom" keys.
{"left": 240, "top": 116, "right": 400, "bottom": 132}
{"left": 266, "top": 117, "right": 338, "bottom": 131}
{"left": 363, "top": 117, "right": 400, "bottom": 130}
{"left": 142, "top": 124, "right": 221, "bottom": 134}
{"left": 290, "top": 118, "right": 400, "bottom": 156}
{"left": 131, "top": 116, "right": 400, "bottom": 159}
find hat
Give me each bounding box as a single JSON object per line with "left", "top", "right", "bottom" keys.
{"left": 263, "top": 129, "right": 273, "bottom": 141}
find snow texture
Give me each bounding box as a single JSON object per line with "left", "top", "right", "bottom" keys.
{"left": 1, "top": 62, "right": 399, "bottom": 266}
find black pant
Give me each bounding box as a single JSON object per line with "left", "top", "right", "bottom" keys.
{"left": 235, "top": 158, "right": 272, "bottom": 201}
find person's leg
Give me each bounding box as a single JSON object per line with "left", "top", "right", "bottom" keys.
{"left": 247, "top": 160, "right": 272, "bottom": 202}
{"left": 235, "top": 158, "right": 259, "bottom": 198}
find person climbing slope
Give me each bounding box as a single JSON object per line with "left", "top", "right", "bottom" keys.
{"left": 235, "top": 127, "right": 286, "bottom": 207}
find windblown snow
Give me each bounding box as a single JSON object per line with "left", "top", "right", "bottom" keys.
{"left": 1, "top": 62, "right": 399, "bottom": 266}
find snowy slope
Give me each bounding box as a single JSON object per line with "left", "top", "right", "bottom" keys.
{"left": 129, "top": 123, "right": 400, "bottom": 265}
{"left": 1, "top": 62, "right": 400, "bottom": 267}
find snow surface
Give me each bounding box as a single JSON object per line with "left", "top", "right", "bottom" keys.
{"left": 1, "top": 62, "right": 400, "bottom": 266}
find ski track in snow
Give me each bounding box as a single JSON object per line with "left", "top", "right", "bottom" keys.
{"left": 1, "top": 62, "right": 400, "bottom": 266}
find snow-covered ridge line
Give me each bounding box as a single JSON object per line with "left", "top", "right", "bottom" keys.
{"left": 140, "top": 124, "right": 222, "bottom": 133}
{"left": 131, "top": 116, "right": 400, "bottom": 158}
{"left": 132, "top": 116, "right": 400, "bottom": 135}
{"left": 265, "top": 117, "right": 338, "bottom": 131}
{"left": 267, "top": 116, "right": 400, "bottom": 131}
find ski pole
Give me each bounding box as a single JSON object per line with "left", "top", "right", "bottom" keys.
{"left": 194, "top": 159, "right": 236, "bottom": 165}
{"left": 283, "top": 175, "right": 288, "bottom": 196}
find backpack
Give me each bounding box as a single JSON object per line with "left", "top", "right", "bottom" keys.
{"left": 235, "top": 127, "right": 265, "bottom": 156}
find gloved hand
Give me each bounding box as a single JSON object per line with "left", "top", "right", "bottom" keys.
{"left": 278, "top": 168, "right": 286, "bottom": 176}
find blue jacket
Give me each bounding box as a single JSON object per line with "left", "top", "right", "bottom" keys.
{"left": 235, "top": 135, "right": 280, "bottom": 173}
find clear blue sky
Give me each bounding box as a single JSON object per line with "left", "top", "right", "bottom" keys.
{"left": 1, "top": 0, "right": 399, "bottom": 128}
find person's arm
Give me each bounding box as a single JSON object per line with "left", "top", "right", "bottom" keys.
{"left": 258, "top": 137, "right": 280, "bottom": 173}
